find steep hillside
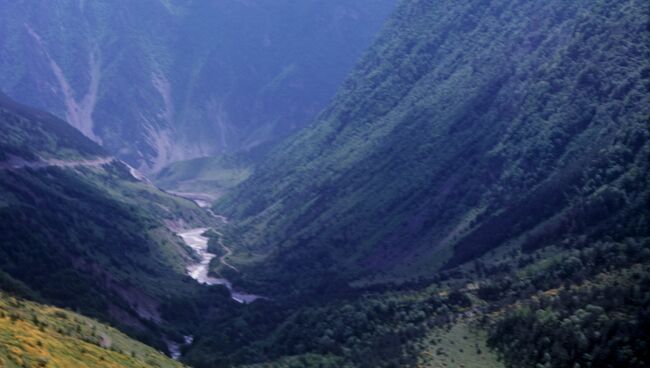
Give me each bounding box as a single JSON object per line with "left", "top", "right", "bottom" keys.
{"left": 0, "top": 292, "right": 185, "bottom": 368}
{"left": 0, "top": 0, "right": 395, "bottom": 171}
{"left": 0, "top": 93, "right": 104, "bottom": 161}
{"left": 216, "top": 0, "right": 650, "bottom": 291}
{"left": 0, "top": 94, "right": 225, "bottom": 349}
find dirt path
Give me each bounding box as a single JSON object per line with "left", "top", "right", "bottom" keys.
{"left": 0, "top": 157, "right": 115, "bottom": 170}
{"left": 213, "top": 230, "right": 239, "bottom": 272}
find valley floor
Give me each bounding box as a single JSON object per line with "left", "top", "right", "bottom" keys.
{"left": 176, "top": 227, "right": 262, "bottom": 304}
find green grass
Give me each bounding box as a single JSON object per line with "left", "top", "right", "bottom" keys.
{"left": 240, "top": 354, "right": 344, "bottom": 368}
{"left": 417, "top": 322, "right": 504, "bottom": 368}
{"left": 0, "top": 292, "right": 185, "bottom": 368}
{"left": 154, "top": 155, "right": 252, "bottom": 199}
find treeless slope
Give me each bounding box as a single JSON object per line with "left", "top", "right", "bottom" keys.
{"left": 0, "top": 292, "right": 185, "bottom": 368}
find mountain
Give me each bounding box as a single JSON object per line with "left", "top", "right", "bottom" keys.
{"left": 2, "top": 1, "right": 649, "bottom": 367}
{"left": 0, "top": 0, "right": 396, "bottom": 172}
{"left": 172, "top": 1, "right": 650, "bottom": 366}
{"left": 0, "top": 93, "right": 233, "bottom": 351}
{"left": 216, "top": 0, "right": 649, "bottom": 290}
{"left": 0, "top": 292, "right": 184, "bottom": 368}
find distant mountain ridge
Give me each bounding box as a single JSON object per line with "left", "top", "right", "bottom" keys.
{"left": 0, "top": 0, "right": 396, "bottom": 172}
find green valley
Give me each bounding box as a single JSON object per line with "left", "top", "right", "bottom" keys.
{"left": 0, "top": 93, "right": 237, "bottom": 355}
{"left": 154, "top": 154, "right": 254, "bottom": 203}
{"left": 0, "top": 0, "right": 648, "bottom": 367}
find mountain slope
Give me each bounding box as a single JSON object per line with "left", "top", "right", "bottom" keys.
{"left": 0, "top": 93, "right": 104, "bottom": 161}
{"left": 181, "top": 226, "right": 650, "bottom": 367}
{"left": 216, "top": 0, "right": 650, "bottom": 291}
{"left": 0, "top": 93, "right": 223, "bottom": 349}
{"left": 0, "top": 292, "right": 185, "bottom": 368}
{"left": 0, "top": 0, "right": 396, "bottom": 171}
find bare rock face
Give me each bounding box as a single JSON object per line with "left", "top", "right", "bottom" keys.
{"left": 0, "top": 0, "right": 396, "bottom": 172}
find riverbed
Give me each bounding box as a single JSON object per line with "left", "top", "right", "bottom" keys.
{"left": 177, "top": 228, "right": 261, "bottom": 304}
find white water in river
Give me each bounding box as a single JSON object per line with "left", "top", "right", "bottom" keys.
{"left": 169, "top": 227, "right": 261, "bottom": 360}
{"left": 168, "top": 335, "right": 194, "bottom": 360}
{"left": 177, "top": 228, "right": 261, "bottom": 304}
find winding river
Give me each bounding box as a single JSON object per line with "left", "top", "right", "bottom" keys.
{"left": 167, "top": 223, "right": 261, "bottom": 359}
{"left": 177, "top": 228, "right": 261, "bottom": 304}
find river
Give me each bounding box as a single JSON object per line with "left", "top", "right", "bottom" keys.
{"left": 168, "top": 228, "right": 261, "bottom": 360}
{"left": 168, "top": 335, "right": 194, "bottom": 360}
{"left": 177, "top": 228, "right": 262, "bottom": 304}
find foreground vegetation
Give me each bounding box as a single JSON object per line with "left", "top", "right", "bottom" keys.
{"left": 0, "top": 292, "right": 184, "bottom": 368}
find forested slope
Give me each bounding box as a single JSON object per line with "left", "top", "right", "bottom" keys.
{"left": 0, "top": 94, "right": 225, "bottom": 351}
{"left": 194, "top": 2, "right": 650, "bottom": 365}
{"left": 217, "top": 0, "right": 650, "bottom": 291}
{"left": 182, "top": 224, "right": 650, "bottom": 367}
